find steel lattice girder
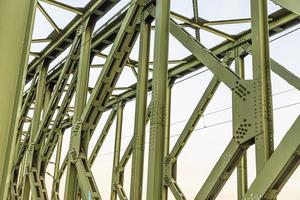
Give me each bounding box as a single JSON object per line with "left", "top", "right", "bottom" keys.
{"left": 1, "top": 0, "right": 300, "bottom": 200}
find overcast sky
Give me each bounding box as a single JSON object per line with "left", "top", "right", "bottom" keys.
{"left": 28, "top": 0, "right": 300, "bottom": 199}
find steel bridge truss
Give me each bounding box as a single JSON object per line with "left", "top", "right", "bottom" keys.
{"left": 1, "top": 0, "right": 300, "bottom": 199}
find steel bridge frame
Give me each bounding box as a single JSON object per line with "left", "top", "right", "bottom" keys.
{"left": 0, "top": 0, "right": 300, "bottom": 199}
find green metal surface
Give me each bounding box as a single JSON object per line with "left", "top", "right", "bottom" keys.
{"left": 251, "top": 0, "right": 275, "bottom": 174}
{"left": 0, "top": 0, "right": 37, "bottom": 199}
{"left": 146, "top": 0, "right": 170, "bottom": 199}
{"left": 0, "top": 0, "right": 299, "bottom": 200}
{"left": 130, "top": 19, "right": 151, "bottom": 200}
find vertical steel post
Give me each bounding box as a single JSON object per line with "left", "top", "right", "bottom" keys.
{"left": 146, "top": 0, "right": 171, "bottom": 199}
{"left": 192, "top": 0, "right": 200, "bottom": 40}
{"left": 43, "top": 82, "right": 54, "bottom": 119}
{"left": 21, "top": 62, "right": 48, "bottom": 200}
{"left": 233, "top": 56, "right": 248, "bottom": 199}
{"left": 111, "top": 103, "right": 124, "bottom": 200}
{"left": 64, "top": 20, "right": 93, "bottom": 200}
{"left": 251, "top": 0, "right": 274, "bottom": 173}
{"left": 0, "top": 0, "right": 37, "bottom": 198}
{"left": 129, "top": 20, "right": 151, "bottom": 200}
{"left": 51, "top": 130, "right": 63, "bottom": 200}
{"left": 163, "top": 84, "right": 172, "bottom": 199}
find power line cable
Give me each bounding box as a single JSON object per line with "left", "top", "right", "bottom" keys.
{"left": 91, "top": 100, "right": 300, "bottom": 159}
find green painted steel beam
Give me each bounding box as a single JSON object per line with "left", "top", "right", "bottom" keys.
{"left": 169, "top": 19, "right": 240, "bottom": 88}
{"left": 105, "top": 10, "right": 299, "bottom": 110}
{"left": 37, "top": 2, "right": 60, "bottom": 33}
{"left": 27, "top": 0, "right": 120, "bottom": 79}
{"left": 119, "top": 105, "right": 151, "bottom": 170}
{"left": 270, "top": 59, "right": 300, "bottom": 90}
{"left": 251, "top": 0, "right": 275, "bottom": 173}
{"left": 234, "top": 56, "right": 248, "bottom": 199}
{"left": 64, "top": 19, "right": 95, "bottom": 200}
{"left": 166, "top": 76, "right": 222, "bottom": 199}
{"left": 5, "top": 1, "right": 300, "bottom": 199}
{"left": 32, "top": 35, "right": 80, "bottom": 148}
{"left": 130, "top": 19, "right": 151, "bottom": 200}
{"left": 0, "top": 0, "right": 37, "bottom": 199}
{"left": 111, "top": 103, "right": 124, "bottom": 200}
{"left": 37, "top": 8, "right": 299, "bottom": 111}
{"left": 21, "top": 62, "right": 48, "bottom": 200}
{"left": 192, "top": 0, "right": 200, "bottom": 40}
{"left": 39, "top": 0, "right": 83, "bottom": 15}
{"left": 40, "top": 71, "right": 77, "bottom": 169}
{"left": 169, "top": 76, "right": 220, "bottom": 159}
{"left": 88, "top": 109, "right": 117, "bottom": 164}
{"left": 194, "top": 140, "right": 249, "bottom": 200}
{"left": 79, "top": 1, "right": 142, "bottom": 148}
{"left": 272, "top": 0, "right": 300, "bottom": 15}
{"left": 51, "top": 130, "right": 63, "bottom": 200}
{"left": 243, "top": 116, "right": 300, "bottom": 199}
{"left": 16, "top": 36, "right": 81, "bottom": 200}
{"left": 55, "top": 108, "right": 119, "bottom": 184}
{"left": 246, "top": 43, "right": 300, "bottom": 91}
{"left": 146, "top": 0, "right": 170, "bottom": 199}
{"left": 170, "top": 11, "right": 235, "bottom": 41}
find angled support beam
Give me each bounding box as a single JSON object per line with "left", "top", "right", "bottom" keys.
{"left": 271, "top": 0, "right": 300, "bottom": 15}
{"left": 106, "top": 10, "right": 299, "bottom": 110}
{"left": 39, "top": 71, "right": 77, "bottom": 179}
{"left": 56, "top": 106, "right": 118, "bottom": 183}
{"left": 194, "top": 140, "right": 250, "bottom": 200}
{"left": 169, "top": 19, "right": 240, "bottom": 89}
{"left": 75, "top": 155, "right": 101, "bottom": 200}
{"left": 28, "top": 0, "right": 120, "bottom": 77}
{"left": 168, "top": 179, "right": 186, "bottom": 200}
{"left": 170, "top": 12, "right": 235, "bottom": 41}
{"left": 31, "top": 38, "right": 52, "bottom": 43}
{"left": 30, "top": 52, "right": 41, "bottom": 58}
{"left": 40, "top": 69, "right": 77, "bottom": 164}
{"left": 33, "top": 35, "right": 81, "bottom": 147}
{"left": 169, "top": 76, "right": 220, "bottom": 159}
{"left": 243, "top": 116, "right": 300, "bottom": 199}
{"left": 165, "top": 76, "right": 220, "bottom": 200}
{"left": 270, "top": 59, "right": 300, "bottom": 90}
{"left": 65, "top": 3, "right": 144, "bottom": 198}
{"left": 88, "top": 109, "right": 117, "bottom": 165}
{"left": 37, "top": 2, "right": 60, "bottom": 33}
{"left": 17, "top": 34, "right": 80, "bottom": 200}
{"left": 119, "top": 139, "right": 134, "bottom": 169}
{"left": 246, "top": 43, "right": 300, "bottom": 91}
{"left": 39, "top": 0, "right": 83, "bottom": 15}
{"left": 130, "top": 67, "right": 138, "bottom": 79}
{"left": 31, "top": 36, "right": 80, "bottom": 160}
{"left": 193, "top": 69, "right": 261, "bottom": 199}
{"left": 51, "top": 130, "right": 63, "bottom": 200}
{"left": 16, "top": 72, "right": 38, "bottom": 150}
{"left": 21, "top": 62, "right": 48, "bottom": 200}
{"left": 79, "top": 1, "right": 142, "bottom": 141}
{"left": 204, "top": 18, "right": 252, "bottom": 26}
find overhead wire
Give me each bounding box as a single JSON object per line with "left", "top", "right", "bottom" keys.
{"left": 91, "top": 99, "right": 300, "bottom": 159}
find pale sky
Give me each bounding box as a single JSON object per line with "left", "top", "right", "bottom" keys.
{"left": 27, "top": 0, "right": 300, "bottom": 199}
